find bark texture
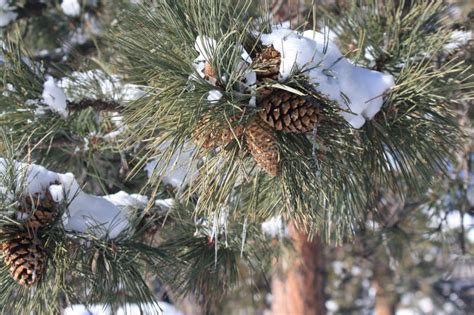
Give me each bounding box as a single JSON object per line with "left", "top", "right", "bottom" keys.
{"left": 373, "top": 262, "right": 398, "bottom": 315}
{"left": 271, "top": 223, "right": 326, "bottom": 315}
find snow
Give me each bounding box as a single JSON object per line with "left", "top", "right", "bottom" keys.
{"left": 144, "top": 141, "right": 198, "bottom": 189}
{"left": 155, "top": 198, "right": 174, "bottom": 211}
{"left": 41, "top": 77, "right": 69, "bottom": 118}
{"left": 445, "top": 211, "right": 472, "bottom": 230}
{"left": 59, "top": 70, "right": 145, "bottom": 102}
{"left": 417, "top": 297, "right": 434, "bottom": 313}
{"left": 468, "top": 229, "right": 474, "bottom": 244}
{"left": 61, "top": 0, "right": 81, "bottom": 17}
{"left": 207, "top": 90, "right": 223, "bottom": 102}
{"left": 0, "top": 0, "right": 17, "bottom": 27}
{"left": 258, "top": 27, "right": 395, "bottom": 128}
{"left": 63, "top": 302, "right": 183, "bottom": 315}
{"left": 194, "top": 36, "right": 217, "bottom": 62}
{"left": 444, "top": 30, "right": 472, "bottom": 52}
{"left": 192, "top": 36, "right": 257, "bottom": 107}
{"left": 325, "top": 300, "right": 339, "bottom": 312}
{"left": 0, "top": 158, "right": 130, "bottom": 239}
{"left": 261, "top": 216, "right": 288, "bottom": 238}
{"left": 103, "top": 191, "right": 149, "bottom": 212}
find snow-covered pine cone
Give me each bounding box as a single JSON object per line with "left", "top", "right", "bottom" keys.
{"left": 193, "top": 116, "right": 245, "bottom": 149}
{"left": 258, "top": 89, "right": 320, "bottom": 133}
{"left": 245, "top": 118, "right": 280, "bottom": 176}
{"left": 2, "top": 233, "right": 46, "bottom": 286}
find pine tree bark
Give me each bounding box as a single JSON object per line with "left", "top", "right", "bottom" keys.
{"left": 271, "top": 222, "right": 326, "bottom": 315}
{"left": 372, "top": 256, "right": 399, "bottom": 315}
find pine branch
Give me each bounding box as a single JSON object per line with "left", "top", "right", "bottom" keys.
{"left": 67, "top": 99, "right": 121, "bottom": 112}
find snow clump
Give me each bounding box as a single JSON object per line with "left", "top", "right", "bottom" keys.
{"left": 0, "top": 0, "right": 17, "bottom": 27}
{"left": 61, "top": 0, "right": 81, "bottom": 17}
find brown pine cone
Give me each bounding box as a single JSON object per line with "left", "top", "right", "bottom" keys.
{"left": 246, "top": 118, "right": 280, "bottom": 176}
{"left": 253, "top": 46, "right": 281, "bottom": 81}
{"left": 19, "top": 191, "right": 59, "bottom": 229}
{"left": 258, "top": 90, "right": 320, "bottom": 133}
{"left": 193, "top": 116, "right": 245, "bottom": 149}
{"left": 2, "top": 233, "right": 46, "bottom": 286}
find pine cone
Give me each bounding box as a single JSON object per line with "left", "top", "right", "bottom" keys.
{"left": 202, "top": 62, "right": 219, "bottom": 86}
{"left": 258, "top": 90, "right": 320, "bottom": 133}
{"left": 2, "top": 233, "right": 46, "bottom": 286}
{"left": 193, "top": 116, "right": 245, "bottom": 149}
{"left": 254, "top": 46, "right": 281, "bottom": 81}
{"left": 246, "top": 118, "right": 280, "bottom": 176}
{"left": 19, "top": 191, "right": 59, "bottom": 229}
{"left": 204, "top": 62, "right": 216, "bottom": 79}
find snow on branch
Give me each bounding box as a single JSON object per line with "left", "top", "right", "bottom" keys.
{"left": 0, "top": 0, "right": 18, "bottom": 27}
{"left": 257, "top": 26, "right": 395, "bottom": 128}
{"left": 0, "top": 158, "right": 163, "bottom": 239}
{"left": 36, "top": 70, "right": 145, "bottom": 117}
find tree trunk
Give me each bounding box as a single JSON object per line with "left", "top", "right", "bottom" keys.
{"left": 372, "top": 261, "right": 398, "bottom": 315}
{"left": 373, "top": 280, "right": 396, "bottom": 315}
{"left": 271, "top": 223, "right": 326, "bottom": 315}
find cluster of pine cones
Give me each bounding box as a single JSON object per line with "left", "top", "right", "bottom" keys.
{"left": 0, "top": 191, "right": 58, "bottom": 286}
{"left": 193, "top": 46, "right": 321, "bottom": 176}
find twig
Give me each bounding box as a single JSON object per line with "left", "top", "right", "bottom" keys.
{"left": 67, "top": 99, "right": 120, "bottom": 112}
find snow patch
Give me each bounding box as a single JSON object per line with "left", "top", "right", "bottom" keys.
{"left": 445, "top": 30, "right": 472, "bottom": 52}
{"left": 61, "top": 0, "right": 81, "bottom": 17}
{"left": 261, "top": 216, "right": 288, "bottom": 238}
{"left": 207, "top": 90, "right": 223, "bottom": 102}
{"left": 59, "top": 70, "right": 145, "bottom": 102}
{"left": 258, "top": 27, "right": 394, "bottom": 128}
{"left": 41, "top": 77, "right": 69, "bottom": 118}
{"left": 144, "top": 141, "right": 198, "bottom": 189}
{"left": 0, "top": 0, "right": 17, "bottom": 27}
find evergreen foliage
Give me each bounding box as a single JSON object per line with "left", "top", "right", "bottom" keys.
{"left": 0, "top": 0, "right": 471, "bottom": 314}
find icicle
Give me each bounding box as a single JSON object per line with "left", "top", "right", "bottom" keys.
{"left": 311, "top": 125, "right": 321, "bottom": 177}
{"left": 240, "top": 217, "right": 248, "bottom": 257}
